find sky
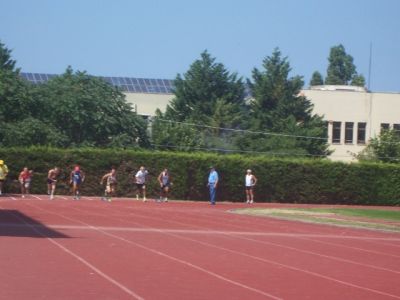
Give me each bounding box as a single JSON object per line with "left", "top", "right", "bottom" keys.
{"left": 0, "top": 0, "right": 399, "bottom": 92}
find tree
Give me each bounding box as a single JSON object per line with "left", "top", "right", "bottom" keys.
{"left": 357, "top": 130, "right": 400, "bottom": 163}
{"left": 0, "top": 41, "right": 35, "bottom": 124}
{"left": 151, "top": 110, "right": 206, "bottom": 151}
{"left": 0, "top": 40, "right": 16, "bottom": 71}
{"left": 351, "top": 74, "right": 366, "bottom": 87}
{"left": 0, "top": 117, "right": 67, "bottom": 147}
{"left": 243, "top": 48, "right": 329, "bottom": 156}
{"left": 152, "top": 51, "right": 247, "bottom": 150}
{"left": 34, "top": 67, "right": 149, "bottom": 147}
{"left": 325, "top": 44, "right": 357, "bottom": 85}
{"left": 310, "top": 71, "right": 324, "bottom": 86}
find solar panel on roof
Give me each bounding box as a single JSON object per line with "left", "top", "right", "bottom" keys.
{"left": 19, "top": 72, "right": 174, "bottom": 94}
{"left": 20, "top": 73, "right": 28, "bottom": 80}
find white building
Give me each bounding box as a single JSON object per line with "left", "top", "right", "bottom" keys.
{"left": 21, "top": 73, "right": 400, "bottom": 161}
{"left": 303, "top": 86, "right": 400, "bottom": 161}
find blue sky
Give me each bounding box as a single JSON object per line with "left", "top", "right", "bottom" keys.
{"left": 1, "top": 0, "right": 399, "bottom": 92}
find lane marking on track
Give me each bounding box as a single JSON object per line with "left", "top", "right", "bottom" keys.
{"left": 69, "top": 203, "right": 400, "bottom": 299}
{"left": 0, "top": 204, "right": 145, "bottom": 300}
{"left": 26, "top": 203, "right": 283, "bottom": 300}
{"left": 33, "top": 202, "right": 400, "bottom": 299}
{"left": 1, "top": 222, "right": 400, "bottom": 242}
{"left": 297, "top": 236, "right": 400, "bottom": 259}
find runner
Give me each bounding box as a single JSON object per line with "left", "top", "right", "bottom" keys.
{"left": 47, "top": 167, "right": 60, "bottom": 200}
{"left": 135, "top": 166, "right": 148, "bottom": 202}
{"left": 0, "top": 160, "right": 9, "bottom": 196}
{"left": 100, "top": 168, "right": 117, "bottom": 202}
{"left": 18, "top": 167, "right": 33, "bottom": 198}
{"left": 245, "top": 169, "right": 257, "bottom": 204}
{"left": 157, "top": 168, "right": 172, "bottom": 202}
{"left": 70, "top": 166, "right": 85, "bottom": 200}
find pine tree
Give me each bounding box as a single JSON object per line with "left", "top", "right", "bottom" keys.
{"left": 153, "top": 51, "right": 246, "bottom": 150}
{"left": 310, "top": 71, "right": 324, "bottom": 86}
{"left": 325, "top": 44, "right": 357, "bottom": 85}
{"left": 242, "top": 48, "right": 329, "bottom": 156}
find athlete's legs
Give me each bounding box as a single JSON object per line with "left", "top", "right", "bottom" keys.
{"left": 164, "top": 186, "right": 169, "bottom": 201}
{"left": 50, "top": 182, "right": 56, "bottom": 199}
{"left": 142, "top": 185, "right": 146, "bottom": 201}
{"left": 25, "top": 182, "right": 30, "bottom": 195}
{"left": 20, "top": 181, "right": 25, "bottom": 197}
{"left": 249, "top": 188, "right": 254, "bottom": 203}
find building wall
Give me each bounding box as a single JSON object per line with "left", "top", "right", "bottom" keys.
{"left": 303, "top": 89, "right": 400, "bottom": 161}
{"left": 124, "top": 92, "right": 174, "bottom": 117}
{"left": 123, "top": 89, "right": 400, "bottom": 162}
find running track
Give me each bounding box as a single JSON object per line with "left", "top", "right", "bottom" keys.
{"left": 1, "top": 195, "right": 399, "bottom": 300}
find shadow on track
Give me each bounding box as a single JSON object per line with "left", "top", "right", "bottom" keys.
{"left": 0, "top": 210, "right": 69, "bottom": 238}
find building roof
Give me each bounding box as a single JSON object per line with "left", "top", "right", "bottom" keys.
{"left": 20, "top": 72, "right": 175, "bottom": 95}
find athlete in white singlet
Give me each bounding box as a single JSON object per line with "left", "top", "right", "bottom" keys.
{"left": 245, "top": 169, "right": 257, "bottom": 204}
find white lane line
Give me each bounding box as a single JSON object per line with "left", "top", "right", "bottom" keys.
{"left": 297, "top": 236, "right": 400, "bottom": 259}
{"left": 64, "top": 204, "right": 400, "bottom": 299}
{"left": 231, "top": 234, "right": 400, "bottom": 275}
{"left": 31, "top": 195, "right": 44, "bottom": 201}
{"left": 26, "top": 203, "right": 282, "bottom": 300}
{"left": 25, "top": 202, "right": 400, "bottom": 299}
{"left": 1, "top": 205, "right": 145, "bottom": 300}
{"left": 129, "top": 204, "right": 400, "bottom": 256}
{"left": 43, "top": 238, "right": 145, "bottom": 300}
{"left": 2, "top": 223, "right": 400, "bottom": 241}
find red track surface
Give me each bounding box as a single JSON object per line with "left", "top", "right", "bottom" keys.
{"left": 1, "top": 195, "right": 399, "bottom": 299}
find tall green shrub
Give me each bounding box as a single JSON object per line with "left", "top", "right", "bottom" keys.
{"left": 0, "top": 147, "right": 399, "bottom": 206}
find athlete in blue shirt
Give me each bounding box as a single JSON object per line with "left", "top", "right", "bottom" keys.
{"left": 70, "top": 166, "right": 85, "bottom": 200}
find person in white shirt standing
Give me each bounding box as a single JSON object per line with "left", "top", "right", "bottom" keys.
{"left": 245, "top": 169, "right": 257, "bottom": 204}
{"left": 135, "top": 166, "right": 149, "bottom": 202}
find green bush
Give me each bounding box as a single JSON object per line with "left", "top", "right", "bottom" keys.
{"left": 0, "top": 147, "right": 399, "bottom": 205}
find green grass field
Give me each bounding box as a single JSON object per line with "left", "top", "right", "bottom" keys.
{"left": 233, "top": 207, "right": 400, "bottom": 232}
{"left": 303, "top": 208, "right": 400, "bottom": 220}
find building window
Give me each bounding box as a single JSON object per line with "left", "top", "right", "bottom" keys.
{"left": 345, "top": 122, "right": 354, "bottom": 144}
{"left": 394, "top": 124, "right": 400, "bottom": 137}
{"left": 332, "top": 121, "right": 341, "bottom": 144}
{"left": 381, "top": 123, "right": 390, "bottom": 133}
{"left": 357, "top": 122, "right": 366, "bottom": 144}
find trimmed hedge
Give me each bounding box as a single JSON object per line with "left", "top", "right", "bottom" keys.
{"left": 0, "top": 147, "right": 399, "bottom": 206}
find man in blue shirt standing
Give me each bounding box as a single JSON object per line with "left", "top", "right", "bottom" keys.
{"left": 207, "top": 166, "right": 219, "bottom": 205}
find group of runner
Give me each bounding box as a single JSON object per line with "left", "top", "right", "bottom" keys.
{"left": 0, "top": 162, "right": 172, "bottom": 203}
{"left": 0, "top": 160, "right": 258, "bottom": 204}
{"left": 47, "top": 165, "right": 172, "bottom": 202}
